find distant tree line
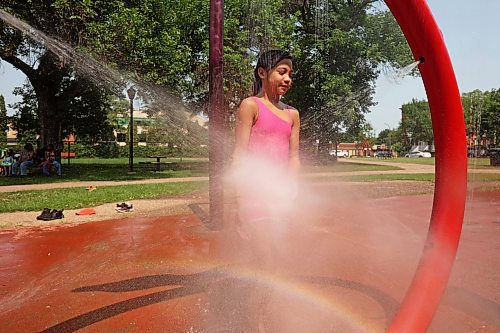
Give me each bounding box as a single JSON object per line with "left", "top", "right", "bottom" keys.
{"left": 376, "top": 88, "right": 499, "bottom": 156}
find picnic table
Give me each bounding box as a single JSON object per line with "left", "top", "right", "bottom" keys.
{"left": 148, "top": 156, "right": 172, "bottom": 171}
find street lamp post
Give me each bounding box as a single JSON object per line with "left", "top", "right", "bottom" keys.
{"left": 407, "top": 131, "right": 413, "bottom": 151}
{"left": 384, "top": 122, "right": 392, "bottom": 155}
{"left": 127, "top": 87, "right": 136, "bottom": 173}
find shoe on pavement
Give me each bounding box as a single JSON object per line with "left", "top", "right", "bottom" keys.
{"left": 46, "top": 209, "right": 64, "bottom": 221}
{"left": 54, "top": 209, "right": 64, "bottom": 219}
{"left": 115, "top": 203, "right": 134, "bottom": 213}
{"left": 36, "top": 208, "right": 52, "bottom": 221}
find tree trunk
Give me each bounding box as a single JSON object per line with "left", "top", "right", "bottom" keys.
{"left": 36, "top": 88, "right": 60, "bottom": 147}
{"left": 30, "top": 52, "right": 65, "bottom": 148}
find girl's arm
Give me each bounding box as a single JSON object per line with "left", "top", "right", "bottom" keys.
{"left": 289, "top": 108, "right": 301, "bottom": 176}
{"left": 232, "top": 98, "right": 258, "bottom": 166}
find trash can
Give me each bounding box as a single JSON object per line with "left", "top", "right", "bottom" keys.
{"left": 490, "top": 148, "right": 500, "bottom": 167}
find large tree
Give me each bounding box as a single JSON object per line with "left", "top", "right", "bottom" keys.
{"left": 0, "top": 1, "right": 118, "bottom": 146}
{"left": 400, "top": 99, "right": 433, "bottom": 147}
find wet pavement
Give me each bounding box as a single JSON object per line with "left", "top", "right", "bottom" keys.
{"left": 0, "top": 187, "right": 499, "bottom": 332}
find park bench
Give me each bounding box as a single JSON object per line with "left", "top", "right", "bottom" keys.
{"left": 24, "top": 161, "right": 58, "bottom": 176}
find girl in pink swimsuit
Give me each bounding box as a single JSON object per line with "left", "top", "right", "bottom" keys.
{"left": 230, "top": 49, "right": 300, "bottom": 332}
{"left": 232, "top": 49, "right": 300, "bottom": 231}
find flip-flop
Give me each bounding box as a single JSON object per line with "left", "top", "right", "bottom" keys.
{"left": 76, "top": 208, "right": 96, "bottom": 215}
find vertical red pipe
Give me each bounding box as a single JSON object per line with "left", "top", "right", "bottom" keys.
{"left": 384, "top": 1, "right": 467, "bottom": 332}
{"left": 208, "top": 0, "right": 224, "bottom": 230}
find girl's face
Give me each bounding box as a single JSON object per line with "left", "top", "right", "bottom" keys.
{"left": 259, "top": 59, "right": 293, "bottom": 96}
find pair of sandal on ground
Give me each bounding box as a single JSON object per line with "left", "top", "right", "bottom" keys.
{"left": 36, "top": 208, "right": 64, "bottom": 221}
{"left": 115, "top": 202, "right": 134, "bottom": 213}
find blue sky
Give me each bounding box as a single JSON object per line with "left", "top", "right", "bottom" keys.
{"left": 1, "top": 1, "right": 499, "bottom": 135}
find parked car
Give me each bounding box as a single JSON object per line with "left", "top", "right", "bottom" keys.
{"left": 374, "top": 150, "right": 392, "bottom": 158}
{"left": 329, "top": 150, "right": 349, "bottom": 157}
{"left": 406, "top": 151, "right": 432, "bottom": 158}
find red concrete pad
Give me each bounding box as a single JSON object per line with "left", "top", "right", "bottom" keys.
{"left": 0, "top": 188, "right": 498, "bottom": 332}
{"left": 0, "top": 215, "right": 216, "bottom": 332}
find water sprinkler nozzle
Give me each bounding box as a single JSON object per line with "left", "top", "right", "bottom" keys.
{"left": 418, "top": 57, "right": 425, "bottom": 64}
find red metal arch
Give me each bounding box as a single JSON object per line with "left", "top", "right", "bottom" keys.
{"left": 384, "top": 1, "right": 467, "bottom": 332}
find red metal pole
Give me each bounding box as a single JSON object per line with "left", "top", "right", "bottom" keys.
{"left": 208, "top": 0, "right": 224, "bottom": 230}
{"left": 384, "top": 1, "right": 467, "bottom": 332}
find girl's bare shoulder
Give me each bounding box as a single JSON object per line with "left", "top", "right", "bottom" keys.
{"left": 239, "top": 97, "right": 259, "bottom": 114}
{"left": 240, "top": 96, "right": 258, "bottom": 108}
{"left": 283, "top": 103, "right": 299, "bottom": 114}
{"left": 284, "top": 103, "right": 300, "bottom": 124}
{"left": 280, "top": 100, "right": 297, "bottom": 110}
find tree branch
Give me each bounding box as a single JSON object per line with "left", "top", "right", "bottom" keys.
{"left": 0, "top": 52, "right": 35, "bottom": 78}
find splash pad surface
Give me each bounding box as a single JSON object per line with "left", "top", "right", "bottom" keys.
{"left": 0, "top": 186, "right": 498, "bottom": 332}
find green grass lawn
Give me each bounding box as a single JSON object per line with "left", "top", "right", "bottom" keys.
{"left": 73, "top": 157, "right": 207, "bottom": 164}
{"left": 0, "top": 181, "right": 207, "bottom": 213}
{"left": 311, "top": 172, "right": 500, "bottom": 183}
{"left": 373, "top": 157, "right": 437, "bottom": 165}
{"left": 354, "top": 156, "right": 494, "bottom": 168}
{"left": 467, "top": 173, "right": 500, "bottom": 182}
{"left": 302, "top": 162, "right": 402, "bottom": 173}
{"left": 331, "top": 173, "right": 436, "bottom": 182}
{"left": 0, "top": 157, "right": 208, "bottom": 186}
{"left": 466, "top": 157, "right": 497, "bottom": 169}
{"left": 0, "top": 158, "right": 404, "bottom": 186}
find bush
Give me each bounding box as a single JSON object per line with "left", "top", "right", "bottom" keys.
{"left": 67, "top": 141, "right": 209, "bottom": 159}
{"left": 94, "top": 142, "right": 121, "bottom": 158}
{"left": 63, "top": 143, "right": 97, "bottom": 158}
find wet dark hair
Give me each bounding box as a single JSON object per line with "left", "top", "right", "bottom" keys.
{"left": 253, "top": 50, "right": 292, "bottom": 96}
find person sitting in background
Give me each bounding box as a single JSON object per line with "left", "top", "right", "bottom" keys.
{"left": 41, "top": 144, "right": 62, "bottom": 177}
{"left": 0, "top": 149, "right": 15, "bottom": 176}
{"left": 12, "top": 143, "right": 35, "bottom": 177}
